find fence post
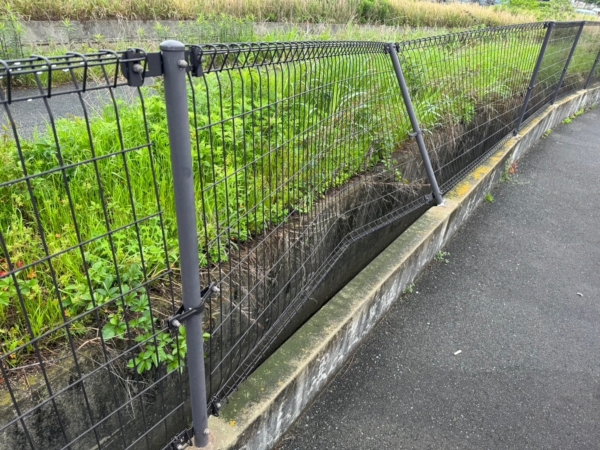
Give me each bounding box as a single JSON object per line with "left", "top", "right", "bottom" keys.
{"left": 387, "top": 43, "right": 444, "bottom": 205}
{"left": 584, "top": 48, "right": 600, "bottom": 89}
{"left": 160, "top": 40, "right": 209, "bottom": 448}
{"left": 514, "top": 21, "right": 555, "bottom": 135}
{"left": 551, "top": 21, "right": 585, "bottom": 104}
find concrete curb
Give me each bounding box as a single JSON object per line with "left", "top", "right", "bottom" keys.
{"left": 203, "top": 87, "right": 600, "bottom": 450}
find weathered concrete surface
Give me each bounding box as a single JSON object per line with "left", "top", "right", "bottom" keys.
{"left": 202, "top": 87, "right": 600, "bottom": 450}
{"left": 0, "top": 358, "right": 191, "bottom": 450}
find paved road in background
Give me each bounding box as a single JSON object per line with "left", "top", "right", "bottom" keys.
{"left": 1, "top": 84, "right": 142, "bottom": 138}
{"left": 276, "top": 109, "right": 600, "bottom": 449}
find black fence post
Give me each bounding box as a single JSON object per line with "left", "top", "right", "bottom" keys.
{"left": 387, "top": 43, "right": 444, "bottom": 205}
{"left": 515, "top": 21, "right": 555, "bottom": 135}
{"left": 584, "top": 48, "right": 600, "bottom": 89}
{"left": 160, "top": 40, "right": 210, "bottom": 448}
{"left": 551, "top": 21, "right": 586, "bottom": 104}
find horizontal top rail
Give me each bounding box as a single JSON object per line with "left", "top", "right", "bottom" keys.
{"left": 554, "top": 20, "right": 587, "bottom": 28}
{"left": 0, "top": 50, "right": 143, "bottom": 104}
{"left": 188, "top": 40, "right": 388, "bottom": 74}
{"left": 397, "top": 22, "right": 547, "bottom": 49}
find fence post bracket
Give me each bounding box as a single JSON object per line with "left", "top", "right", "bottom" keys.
{"left": 167, "top": 283, "right": 218, "bottom": 330}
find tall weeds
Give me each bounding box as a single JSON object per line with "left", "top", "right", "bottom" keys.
{"left": 4, "top": 0, "right": 535, "bottom": 26}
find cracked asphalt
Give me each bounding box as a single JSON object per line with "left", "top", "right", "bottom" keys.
{"left": 276, "top": 108, "right": 600, "bottom": 450}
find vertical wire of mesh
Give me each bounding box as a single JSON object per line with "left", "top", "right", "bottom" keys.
{"left": 524, "top": 22, "right": 583, "bottom": 121}
{"left": 0, "top": 53, "right": 189, "bottom": 450}
{"left": 186, "top": 41, "right": 432, "bottom": 411}
{"left": 562, "top": 22, "right": 600, "bottom": 93}
{"left": 398, "top": 23, "right": 549, "bottom": 192}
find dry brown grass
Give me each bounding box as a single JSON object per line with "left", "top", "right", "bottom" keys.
{"left": 3, "top": 0, "right": 535, "bottom": 26}
{"left": 387, "top": 0, "right": 535, "bottom": 27}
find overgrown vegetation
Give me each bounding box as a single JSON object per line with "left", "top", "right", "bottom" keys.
{"left": 0, "top": 6, "right": 23, "bottom": 59}
{"left": 3, "top": 0, "right": 536, "bottom": 27}
{"left": 501, "top": 0, "right": 576, "bottom": 21}
{"left": 0, "top": 52, "right": 409, "bottom": 373}
{"left": 562, "top": 107, "right": 586, "bottom": 124}
{"left": 1, "top": 23, "right": 599, "bottom": 376}
{"left": 0, "top": 8, "right": 455, "bottom": 63}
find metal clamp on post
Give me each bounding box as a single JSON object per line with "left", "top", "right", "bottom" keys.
{"left": 168, "top": 283, "right": 218, "bottom": 330}
{"left": 167, "top": 427, "right": 195, "bottom": 450}
{"left": 120, "top": 48, "right": 147, "bottom": 87}
{"left": 121, "top": 50, "right": 165, "bottom": 86}
{"left": 188, "top": 45, "right": 204, "bottom": 77}
{"left": 209, "top": 395, "right": 225, "bottom": 417}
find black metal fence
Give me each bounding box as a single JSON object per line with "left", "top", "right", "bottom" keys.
{"left": 0, "top": 20, "right": 598, "bottom": 450}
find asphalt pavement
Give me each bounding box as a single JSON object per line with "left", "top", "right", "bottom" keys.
{"left": 276, "top": 108, "right": 600, "bottom": 449}
{"left": 1, "top": 83, "right": 143, "bottom": 138}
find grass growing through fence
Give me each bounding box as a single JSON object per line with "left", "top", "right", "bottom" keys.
{"left": 1, "top": 25, "right": 599, "bottom": 375}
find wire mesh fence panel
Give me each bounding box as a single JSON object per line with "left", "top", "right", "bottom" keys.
{"left": 564, "top": 22, "right": 600, "bottom": 91}
{"left": 185, "top": 41, "right": 433, "bottom": 410}
{"left": 0, "top": 53, "right": 191, "bottom": 450}
{"left": 398, "top": 23, "right": 547, "bottom": 192}
{"left": 524, "top": 22, "right": 582, "bottom": 121}
{"left": 1, "top": 20, "right": 599, "bottom": 450}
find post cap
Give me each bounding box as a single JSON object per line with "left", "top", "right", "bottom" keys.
{"left": 160, "top": 40, "right": 185, "bottom": 52}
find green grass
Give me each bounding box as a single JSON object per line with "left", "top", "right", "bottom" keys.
{"left": 1, "top": 23, "right": 599, "bottom": 374}
{"left": 2, "top": 0, "right": 536, "bottom": 26}
{"left": 435, "top": 250, "right": 451, "bottom": 264}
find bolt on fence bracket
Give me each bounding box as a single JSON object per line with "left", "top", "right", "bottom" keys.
{"left": 209, "top": 395, "right": 224, "bottom": 416}
{"left": 122, "top": 49, "right": 202, "bottom": 86}
{"left": 167, "top": 427, "right": 195, "bottom": 450}
{"left": 188, "top": 45, "right": 205, "bottom": 77}
{"left": 120, "top": 48, "right": 149, "bottom": 86}
{"left": 121, "top": 45, "right": 204, "bottom": 87}
{"left": 167, "top": 283, "right": 218, "bottom": 330}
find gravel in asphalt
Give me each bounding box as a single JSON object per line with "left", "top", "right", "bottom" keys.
{"left": 276, "top": 108, "right": 600, "bottom": 449}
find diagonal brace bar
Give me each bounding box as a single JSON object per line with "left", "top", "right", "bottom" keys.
{"left": 387, "top": 43, "right": 444, "bottom": 205}
{"left": 515, "top": 21, "right": 555, "bottom": 135}
{"left": 584, "top": 47, "right": 600, "bottom": 89}
{"left": 551, "top": 21, "right": 586, "bottom": 104}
